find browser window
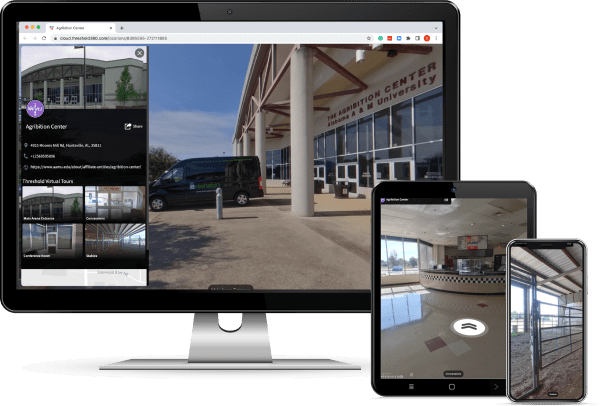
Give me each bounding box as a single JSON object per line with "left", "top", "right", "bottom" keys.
{"left": 18, "top": 21, "right": 444, "bottom": 289}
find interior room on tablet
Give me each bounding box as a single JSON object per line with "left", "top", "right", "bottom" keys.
{"left": 379, "top": 198, "right": 528, "bottom": 379}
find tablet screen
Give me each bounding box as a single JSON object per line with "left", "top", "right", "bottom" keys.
{"left": 378, "top": 197, "right": 528, "bottom": 392}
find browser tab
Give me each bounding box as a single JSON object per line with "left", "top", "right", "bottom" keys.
{"left": 46, "top": 23, "right": 115, "bottom": 34}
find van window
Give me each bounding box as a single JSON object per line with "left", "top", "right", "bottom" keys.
{"left": 161, "top": 163, "right": 184, "bottom": 183}
{"left": 185, "top": 160, "right": 228, "bottom": 181}
{"left": 236, "top": 159, "right": 258, "bottom": 180}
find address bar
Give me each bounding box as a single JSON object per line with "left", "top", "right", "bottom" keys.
{"left": 21, "top": 32, "right": 443, "bottom": 44}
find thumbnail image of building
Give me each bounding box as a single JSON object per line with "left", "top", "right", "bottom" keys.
{"left": 21, "top": 186, "right": 83, "bottom": 220}
{"left": 509, "top": 246, "right": 583, "bottom": 400}
{"left": 22, "top": 223, "right": 83, "bottom": 258}
{"left": 84, "top": 186, "right": 145, "bottom": 221}
{"left": 85, "top": 223, "right": 146, "bottom": 259}
{"left": 21, "top": 46, "right": 147, "bottom": 109}
{"left": 380, "top": 199, "right": 527, "bottom": 379}
{"left": 232, "top": 44, "right": 442, "bottom": 216}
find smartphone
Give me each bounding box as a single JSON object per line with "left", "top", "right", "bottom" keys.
{"left": 507, "top": 239, "right": 586, "bottom": 401}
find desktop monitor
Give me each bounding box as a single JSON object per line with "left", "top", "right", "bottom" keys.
{"left": 1, "top": 2, "right": 460, "bottom": 368}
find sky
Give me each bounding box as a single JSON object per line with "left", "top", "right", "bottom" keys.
{"left": 148, "top": 44, "right": 253, "bottom": 159}
{"left": 22, "top": 186, "right": 82, "bottom": 198}
{"left": 511, "top": 287, "right": 557, "bottom": 315}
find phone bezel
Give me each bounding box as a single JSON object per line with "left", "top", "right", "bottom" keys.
{"left": 506, "top": 239, "right": 587, "bottom": 402}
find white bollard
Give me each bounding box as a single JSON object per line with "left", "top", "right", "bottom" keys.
{"left": 216, "top": 188, "right": 223, "bottom": 220}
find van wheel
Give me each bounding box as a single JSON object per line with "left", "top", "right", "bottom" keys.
{"left": 150, "top": 196, "right": 167, "bottom": 211}
{"left": 234, "top": 191, "right": 249, "bottom": 207}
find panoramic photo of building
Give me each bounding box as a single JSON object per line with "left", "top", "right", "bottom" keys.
{"left": 22, "top": 223, "right": 84, "bottom": 259}
{"left": 21, "top": 46, "right": 148, "bottom": 108}
{"left": 21, "top": 186, "right": 83, "bottom": 221}
{"left": 84, "top": 186, "right": 145, "bottom": 221}
{"left": 233, "top": 43, "right": 442, "bottom": 216}
{"left": 85, "top": 223, "right": 146, "bottom": 259}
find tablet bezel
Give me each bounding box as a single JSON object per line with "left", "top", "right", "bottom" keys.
{"left": 371, "top": 181, "right": 536, "bottom": 396}
{"left": 2, "top": 1, "right": 459, "bottom": 312}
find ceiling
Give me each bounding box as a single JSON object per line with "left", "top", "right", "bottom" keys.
{"left": 510, "top": 246, "right": 583, "bottom": 296}
{"left": 380, "top": 198, "right": 528, "bottom": 247}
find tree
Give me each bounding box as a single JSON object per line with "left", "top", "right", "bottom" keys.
{"left": 70, "top": 197, "right": 82, "bottom": 216}
{"left": 115, "top": 66, "right": 137, "bottom": 106}
{"left": 34, "top": 92, "right": 44, "bottom": 103}
{"left": 149, "top": 146, "right": 179, "bottom": 181}
{"left": 408, "top": 256, "right": 418, "bottom": 268}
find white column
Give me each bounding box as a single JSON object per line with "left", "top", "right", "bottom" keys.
{"left": 43, "top": 81, "right": 48, "bottom": 105}
{"left": 60, "top": 79, "right": 64, "bottom": 106}
{"left": 290, "top": 46, "right": 315, "bottom": 217}
{"left": 29, "top": 84, "right": 33, "bottom": 102}
{"left": 243, "top": 132, "right": 250, "bottom": 156}
{"left": 255, "top": 111, "right": 267, "bottom": 192}
{"left": 79, "top": 76, "right": 84, "bottom": 106}
{"left": 236, "top": 139, "right": 243, "bottom": 156}
{"left": 101, "top": 73, "right": 106, "bottom": 106}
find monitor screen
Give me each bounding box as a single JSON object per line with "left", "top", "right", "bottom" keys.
{"left": 17, "top": 21, "right": 445, "bottom": 291}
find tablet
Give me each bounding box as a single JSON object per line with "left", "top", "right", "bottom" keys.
{"left": 371, "top": 181, "right": 536, "bottom": 396}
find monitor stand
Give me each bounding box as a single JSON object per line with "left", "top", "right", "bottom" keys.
{"left": 100, "top": 313, "right": 360, "bottom": 370}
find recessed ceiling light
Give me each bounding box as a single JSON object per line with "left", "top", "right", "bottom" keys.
{"left": 470, "top": 223, "right": 475, "bottom": 226}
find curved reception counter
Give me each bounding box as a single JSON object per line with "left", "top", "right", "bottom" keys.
{"left": 420, "top": 270, "right": 505, "bottom": 295}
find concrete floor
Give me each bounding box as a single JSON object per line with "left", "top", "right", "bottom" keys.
{"left": 381, "top": 286, "right": 505, "bottom": 379}
{"left": 147, "top": 193, "right": 371, "bottom": 289}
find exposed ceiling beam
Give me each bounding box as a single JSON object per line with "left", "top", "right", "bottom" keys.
{"left": 538, "top": 267, "right": 583, "bottom": 287}
{"left": 310, "top": 44, "right": 433, "bottom": 55}
{"left": 510, "top": 260, "right": 575, "bottom": 294}
{"left": 263, "top": 104, "right": 330, "bottom": 112}
{"left": 562, "top": 248, "right": 580, "bottom": 267}
{"left": 308, "top": 45, "right": 368, "bottom": 90}
{"left": 314, "top": 88, "right": 363, "bottom": 100}
{"left": 523, "top": 248, "right": 583, "bottom": 290}
{"left": 263, "top": 107, "right": 290, "bottom": 118}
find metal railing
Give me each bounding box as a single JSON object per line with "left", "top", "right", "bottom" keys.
{"left": 535, "top": 300, "right": 583, "bottom": 369}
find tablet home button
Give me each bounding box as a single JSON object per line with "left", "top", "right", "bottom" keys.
{"left": 449, "top": 384, "right": 455, "bottom": 390}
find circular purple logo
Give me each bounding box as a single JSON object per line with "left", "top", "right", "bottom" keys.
{"left": 26, "top": 100, "right": 44, "bottom": 118}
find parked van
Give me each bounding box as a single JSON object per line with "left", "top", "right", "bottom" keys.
{"left": 149, "top": 156, "right": 263, "bottom": 211}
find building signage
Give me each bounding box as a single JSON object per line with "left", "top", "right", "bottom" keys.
{"left": 326, "top": 62, "right": 438, "bottom": 128}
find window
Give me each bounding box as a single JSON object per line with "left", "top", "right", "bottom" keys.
{"left": 318, "top": 167, "right": 324, "bottom": 178}
{"left": 316, "top": 134, "right": 324, "bottom": 158}
{"left": 31, "top": 224, "right": 45, "bottom": 251}
{"left": 336, "top": 126, "right": 345, "bottom": 156}
{"left": 325, "top": 158, "right": 336, "bottom": 185}
{"left": 415, "top": 141, "right": 443, "bottom": 180}
{"left": 374, "top": 109, "right": 390, "bottom": 150}
{"left": 337, "top": 166, "right": 345, "bottom": 179}
{"left": 185, "top": 160, "right": 227, "bottom": 181}
{"left": 313, "top": 137, "right": 318, "bottom": 159}
{"left": 325, "top": 130, "right": 335, "bottom": 157}
{"left": 414, "top": 87, "right": 443, "bottom": 144}
{"left": 346, "top": 121, "right": 357, "bottom": 154}
{"left": 57, "top": 225, "right": 72, "bottom": 249}
{"left": 358, "top": 116, "right": 372, "bottom": 152}
{"left": 392, "top": 100, "right": 412, "bottom": 147}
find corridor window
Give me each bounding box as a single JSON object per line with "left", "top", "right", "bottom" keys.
{"left": 358, "top": 116, "right": 373, "bottom": 152}
{"left": 414, "top": 87, "right": 443, "bottom": 144}
{"left": 346, "top": 121, "right": 358, "bottom": 154}
{"left": 391, "top": 100, "right": 412, "bottom": 147}
{"left": 374, "top": 109, "right": 390, "bottom": 150}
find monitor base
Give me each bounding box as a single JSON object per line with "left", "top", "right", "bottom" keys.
{"left": 100, "top": 358, "right": 359, "bottom": 370}
{"left": 100, "top": 313, "right": 360, "bottom": 371}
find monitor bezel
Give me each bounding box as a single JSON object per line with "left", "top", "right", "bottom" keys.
{"left": 371, "top": 181, "right": 537, "bottom": 396}
{"left": 1, "top": 1, "right": 460, "bottom": 312}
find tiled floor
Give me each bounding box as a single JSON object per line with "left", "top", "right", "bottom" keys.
{"left": 381, "top": 287, "right": 505, "bottom": 379}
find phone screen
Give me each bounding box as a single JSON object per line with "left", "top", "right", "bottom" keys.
{"left": 508, "top": 241, "right": 585, "bottom": 401}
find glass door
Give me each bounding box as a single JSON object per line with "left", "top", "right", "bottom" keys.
{"left": 336, "top": 163, "right": 358, "bottom": 193}
{"left": 110, "top": 192, "right": 123, "bottom": 220}
{"left": 374, "top": 162, "right": 391, "bottom": 187}
{"left": 47, "top": 232, "right": 57, "bottom": 254}
{"left": 393, "top": 160, "right": 415, "bottom": 181}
